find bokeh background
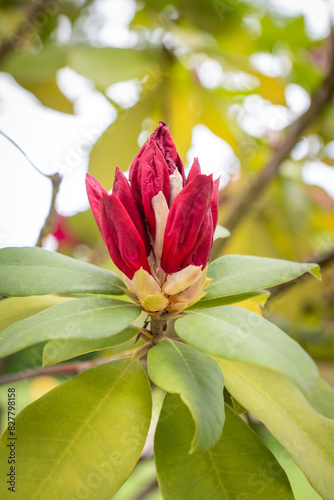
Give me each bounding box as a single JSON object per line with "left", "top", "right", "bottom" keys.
{"left": 0, "top": 1, "right": 334, "bottom": 498}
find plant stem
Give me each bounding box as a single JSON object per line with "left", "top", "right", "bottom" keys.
{"left": 0, "top": 349, "right": 138, "bottom": 387}
{"left": 133, "top": 479, "right": 159, "bottom": 500}
{"left": 150, "top": 315, "right": 165, "bottom": 336}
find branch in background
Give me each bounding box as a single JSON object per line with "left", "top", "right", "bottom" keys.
{"left": 0, "top": 350, "right": 135, "bottom": 387}
{"left": 213, "top": 29, "right": 334, "bottom": 256}
{"left": 0, "top": 0, "right": 50, "bottom": 66}
{"left": 35, "top": 173, "right": 62, "bottom": 247}
{"left": 133, "top": 479, "right": 159, "bottom": 500}
{"left": 0, "top": 130, "right": 63, "bottom": 246}
{"left": 268, "top": 247, "right": 334, "bottom": 299}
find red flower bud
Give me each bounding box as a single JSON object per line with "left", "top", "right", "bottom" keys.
{"left": 85, "top": 174, "right": 108, "bottom": 232}
{"left": 86, "top": 122, "right": 219, "bottom": 312}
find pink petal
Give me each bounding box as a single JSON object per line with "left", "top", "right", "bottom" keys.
{"left": 161, "top": 174, "right": 213, "bottom": 273}
{"left": 85, "top": 173, "right": 108, "bottom": 231}
{"left": 99, "top": 193, "right": 151, "bottom": 279}
{"left": 113, "top": 167, "right": 151, "bottom": 253}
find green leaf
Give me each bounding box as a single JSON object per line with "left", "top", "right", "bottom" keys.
{"left": 203, "top": 255, "right": 320, "bottom": 304}
{"left": 188, "top": 289, "right": 270, "bottom": 309}
{"left": 0, "top": 359, "right": 152, "bottom": 499}
{"left": 175, "top": 306, "right": 318, "bottom": 395}
{"left": 147, "top": 339, "right": 225, "bottom": 452}
{"left": 0, "top": 297, "right": 141, "bottom": 358}
{"left": 0, "top": 247, "right": 126, "bottom": 296}
{"left": 219, "top": 359, "right": 334, "bottom": 500}
{"left": 213, "top": 224, "right": 231, "bottom": 241}
{"left": 43, "top": 326, "right": 138, "bottom": 366}
{"left": 154, "top": 394, "right": 294, "bottom": 500}
{"left": 0, "top": 295, "right": 72, "bottom": 333}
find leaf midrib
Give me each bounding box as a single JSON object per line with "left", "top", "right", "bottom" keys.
{"left": 183, "top": 310, "right": 308, "bottom": 383}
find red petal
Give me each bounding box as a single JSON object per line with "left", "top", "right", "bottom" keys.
{"left": 129, "top": 122, "right": 185, "bottom": 220}
{"left": 161, "top": 174, "right": 213, "bottom": 273}
{"left": 152, "top": 122, "right": 185, "bottom": 182}
{"left": 129, "top": 141, "right": 148, "bottom": 208}
{"left": 211, "top": 178, "right": 220, "bottom": 230}
{"left": 113, "top": 167, "right": 151, "bottom": 253}
{"left": 85, "top": 173, "right": 108, "bottom": 231}
{"left": 182, "top": 209, "right": 214, "bottom": 268}
{"left": 186, "top": 157, "right": 201, "bottom": 184}
{"left": 99, "top": 193, "right": 151, "bottom": 279}
{"left": 139, "top": 144, "right": 170, "bottom": 238}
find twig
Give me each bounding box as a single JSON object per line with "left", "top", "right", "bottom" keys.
{"left": 0, "top": 350, "right": 138, "bottom": 387}
{"left": 133, "top": 479, "right": 159, "bottom": 500}
{"left": 0, "top": 130, "right": 62, "bottom": 246}
{"left": 35, "top": 173, "right": 62, "bottom": 246}
{"left": 213, "top": 29, "right": 334, "bottom": 256}
{"left": 0, "top": 0, "right": 50, "bottom": 66}
{"left": 268, "top": 247, "right": 334, "bottom": 299}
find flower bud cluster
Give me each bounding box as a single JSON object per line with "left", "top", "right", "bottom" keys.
{"left": 86, "top": 122, "right": 218, "bottom": 313}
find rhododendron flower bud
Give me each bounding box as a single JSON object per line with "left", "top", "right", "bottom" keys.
{"left": 86, "top": 122, "right": 218, "bottom": 314}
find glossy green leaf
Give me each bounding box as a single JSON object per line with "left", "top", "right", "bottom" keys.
{"left": 43, "top": 326, "right": 138, "bottom": 366}
{"left": 0, "top": 359, "right": 152, "bottom": 499}
{"left": 176, "top": 305, "right": 318, "bottom": 395}
{"left": 0, "top": 247, "right": 126, "bottom": 296}
{"left": 147, "top": 339, "right": 225, "bottom": 452}
{"left": 0, "top": 295, "right": 72, "bottom": 333}
{"left": 203, "top": 255, "right": 320, "bottom": 304}
{"left": 219, "top": 359, "right": 334, "bottom": 500}
{"left": 154, "top": 394, "right": 294, "bottom": 500}
{"left": 0, "top": 297, "right": 141, "bottom": 358}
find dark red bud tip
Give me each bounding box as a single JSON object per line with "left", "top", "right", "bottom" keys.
{"left": 150, "top": 122, "right": 185, "bottom": 181}
{"left": 99, "top": 193, "right": 151, "bottom": 279}
{"left": 85, "top": 173, "right": 108, "bottom": 231}
{"left": 187, "top": 157, "right": 202, "bottom": 184}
